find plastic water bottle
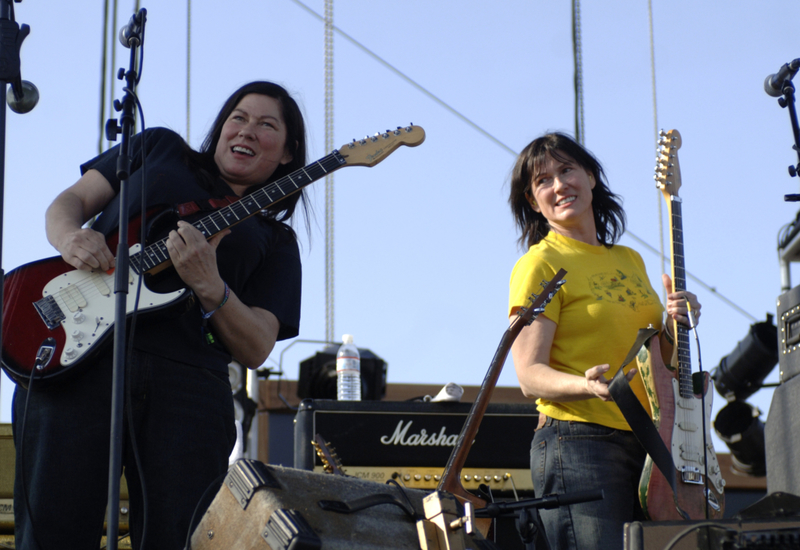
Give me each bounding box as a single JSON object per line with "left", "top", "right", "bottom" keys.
{"left": 336, "top": 334, "right": 361, "bottom": 401}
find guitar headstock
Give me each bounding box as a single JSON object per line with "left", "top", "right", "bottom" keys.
{"left": 312, "top": 433, "right": 347, "bottom": 476}
{"left": 337, "top": 125, "right": 425, "bottom": 167}
{"left": 515, "top": 268, "right": 568, "bottom": 327}
{"left": 654, "top": 129, "right": 682, "bottom": 199}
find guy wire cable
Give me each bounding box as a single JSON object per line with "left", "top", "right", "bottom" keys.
{"left": 98, "top": 0, "right": 111, "bottom": 156}
{"left": 186, "top": 0, "right": 192, "bottom": 144}
{"left": 572, "top": 0, "right": 585, "bottom": 146}
{"left": 291, "top": 0, "right": 756, "bottom": 323}
{"left": 324, "top": 0, "right": 335, "bottom": 342}
{"left": 109, "top": 0, "right": 119, "bottom": 147}
{"left": 648, "top": 0, "right": 667, "bottom": 305}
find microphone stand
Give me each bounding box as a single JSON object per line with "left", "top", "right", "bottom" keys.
{"left": 105, "top": 9, "right": 146, "bottom": 549}
{"left": 774, "top": 70, "right": 800, "bottom": 201}
{"left": 474, "top": 489, "right": 605, "bottom": 518}
{"left": 0, "top": 0, "right": 32, "bottom": 411}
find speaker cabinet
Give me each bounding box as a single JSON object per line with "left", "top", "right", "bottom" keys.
{"left": 766, "top": 375, "right": 800, "bottom": 495}
{"left": 777, "top": 286, "right": 800, "bottom": 382}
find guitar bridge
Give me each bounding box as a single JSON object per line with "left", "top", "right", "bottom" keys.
{"left": 33, "top": 295, "right": 66, "bottom": 330}
{"left": 680, "top": 466, "right": 703, "bottom": 485}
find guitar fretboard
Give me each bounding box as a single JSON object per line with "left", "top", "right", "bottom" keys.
{"left": 669, "top": 195, "right": 693, "bottom": 398}
{"left": 130, "top": 151, "right": 346, "bottom": 275}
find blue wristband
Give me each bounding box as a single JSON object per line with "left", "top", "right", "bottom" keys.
{"left": 200, "top": 282, "right": 230, "bottom": 320}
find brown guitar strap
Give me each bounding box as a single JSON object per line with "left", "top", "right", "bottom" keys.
{"left": 608, "top": 327, "right": 690, "bottom": 520}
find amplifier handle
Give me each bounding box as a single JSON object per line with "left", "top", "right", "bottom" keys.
{"left": 437, "top": 269, "right": 567, "bottom": 514}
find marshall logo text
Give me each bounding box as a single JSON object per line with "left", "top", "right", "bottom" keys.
{"left": 380, "top": 420, "right": 459, "bottom": 447}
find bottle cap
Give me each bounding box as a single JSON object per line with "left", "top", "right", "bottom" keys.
{"left": 342, "top": 334, "right": 354, "bottom": 345}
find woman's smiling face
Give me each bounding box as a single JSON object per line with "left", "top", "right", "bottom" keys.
{"left": 213, "top": 93, "right": 293, "bottom": 194}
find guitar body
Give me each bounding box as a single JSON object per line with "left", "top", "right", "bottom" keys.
{"left": 636, "top": 334, "right": 725, "bottom": 520}
{"left": 2, "top": 208, "right": 188, "bottom": 387}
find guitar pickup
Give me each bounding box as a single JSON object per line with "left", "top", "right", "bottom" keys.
{"left": 57, "top": 285, "right": 88, "bottom": 312}
{"left": 679, "top": 443, "right": 702, "bottom": 463}
{"left": 92, "top": 272, "right": 111, "bottom": 296}
{"left": 33, "top": 295, "right": 66, "bottom": 330}
{"left": 676, "top": 398, "right": 696, "bottom": 411}
{"left": 677, "top": 421, "right": 698, "bottom": 432}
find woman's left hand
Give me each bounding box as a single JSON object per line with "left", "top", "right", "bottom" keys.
{"left": 662, "top": 273, "right": 701, "bottom": 328}
{"left": 166, "top": 220, "right": 231, "bottom": 298}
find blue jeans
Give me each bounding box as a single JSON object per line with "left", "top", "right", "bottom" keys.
{"left": 12, "top": 349, "right": 236, "bottom": 550}
{"left": 531, "top": 417, "right": 646, "bottom": 550}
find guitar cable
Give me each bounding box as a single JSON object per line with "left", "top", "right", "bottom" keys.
{"left": 686, "top": 303, "right": 712, "bottom": 521}
{"left": 16, "top": 363, "right": 47, "bottom": 550}
{"left": 120, "top": 87, "right": 153, "bottom": 550}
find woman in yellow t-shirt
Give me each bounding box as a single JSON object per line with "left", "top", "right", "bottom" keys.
{"left": 508, "top": 133, "right": 700, "bottom": 550}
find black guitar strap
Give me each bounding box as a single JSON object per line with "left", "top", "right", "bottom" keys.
{"left": 608, "top": 327, "right": 690, "bottom": 520}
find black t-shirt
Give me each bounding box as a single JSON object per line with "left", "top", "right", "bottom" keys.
{"left": 82, "top": 127, "right": 301, "bottom": 373}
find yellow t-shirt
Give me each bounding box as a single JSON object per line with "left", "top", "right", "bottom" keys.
{"left": 508, "top": 232, "right": 663, "bottom": 430}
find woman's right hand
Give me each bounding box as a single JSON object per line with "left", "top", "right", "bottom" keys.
{"left": 584, "top": 363, "right": 637, "bottom": 402}
{"left": 57, "top": 227, "right": 116, "bottom": 272}
{"left": 46, "top": 169, "right": 117, "bottom": 272}
{"left": 57, "top": 228, "right": 116, "bottom": 271}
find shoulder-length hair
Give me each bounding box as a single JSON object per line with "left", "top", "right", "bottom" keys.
{"left": 509, "top": 132, "right": 625, "bottom": 248}
{"left": 185, "top": 81, "right": 309, "bottom": 225}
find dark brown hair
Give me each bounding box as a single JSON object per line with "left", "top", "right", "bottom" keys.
{"left": 509, "top": 132, "right": 625, "bottom": 248}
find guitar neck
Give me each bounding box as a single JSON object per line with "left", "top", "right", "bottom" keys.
{"left": 657, "top": 129, "right": 693, "bottom": 398}
{"left": 129, "top": 124, "right": 426, "bottom": 276}
{"left": 667, "top": 195, "right": 693, "bottom": 397}
{"left": 437, "top": 269, "right": 567, "bottom": 503}
{"left": 130, "top": 151, "right": 347, "bottom": 276}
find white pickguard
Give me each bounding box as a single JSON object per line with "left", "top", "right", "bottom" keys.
{"left": 41, "top": 243, "right": 186, "bottom": 367}
{"left": 669, "top": 377, "right": 726, "bottom": 496}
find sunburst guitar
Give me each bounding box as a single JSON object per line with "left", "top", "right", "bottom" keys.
{"left": 2, "top": 125, "right": 426, "bottom": 387}
{"left": 636, "top": 129, "right": 725, "bottom": 520}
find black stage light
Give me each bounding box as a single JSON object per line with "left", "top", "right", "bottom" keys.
{"left": 712, "top": 315, "right": 778, "bottom": 402}
{"left": 714, "top": 400, "right": 766, "bottom": 476}
{"left": 297, "top": 345, "right": 387, "bottom": 401}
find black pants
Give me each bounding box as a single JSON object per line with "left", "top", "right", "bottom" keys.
{"left": 12, "top": 349, "right": 236, "bottom": 550}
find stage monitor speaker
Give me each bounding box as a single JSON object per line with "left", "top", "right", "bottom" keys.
{"left": 624, "top": 518, "right": 800, "bottom": 550}
{"left": 766, "top": 375, "right": 800, "bottom": 495}
{"left": 624, "top": 492, "right": 800, "bottom": 549}
{"left": 190, "top": 459, "right": 499, "bottom": 550}
{"left": 297, "top": 345, "right": 387, "bottom": 401}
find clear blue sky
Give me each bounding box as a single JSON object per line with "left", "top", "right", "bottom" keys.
{"left": 2, "top": 1, "right": 799, "bottom": 459}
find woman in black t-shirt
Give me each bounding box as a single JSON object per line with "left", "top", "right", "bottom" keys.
{"left": 13, "top": 81, "right": 308, "bottom": 550}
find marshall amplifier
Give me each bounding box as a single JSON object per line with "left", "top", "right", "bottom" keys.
{"left": 293, "top": 399, "right": 538, "bottom": 494}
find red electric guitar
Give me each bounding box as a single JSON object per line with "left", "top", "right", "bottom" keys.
{"left": 636, "top": 129, "right": 725, "bottom": 520}
{"left": 2, "top": 125, "right": 425, "bottom": 387}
